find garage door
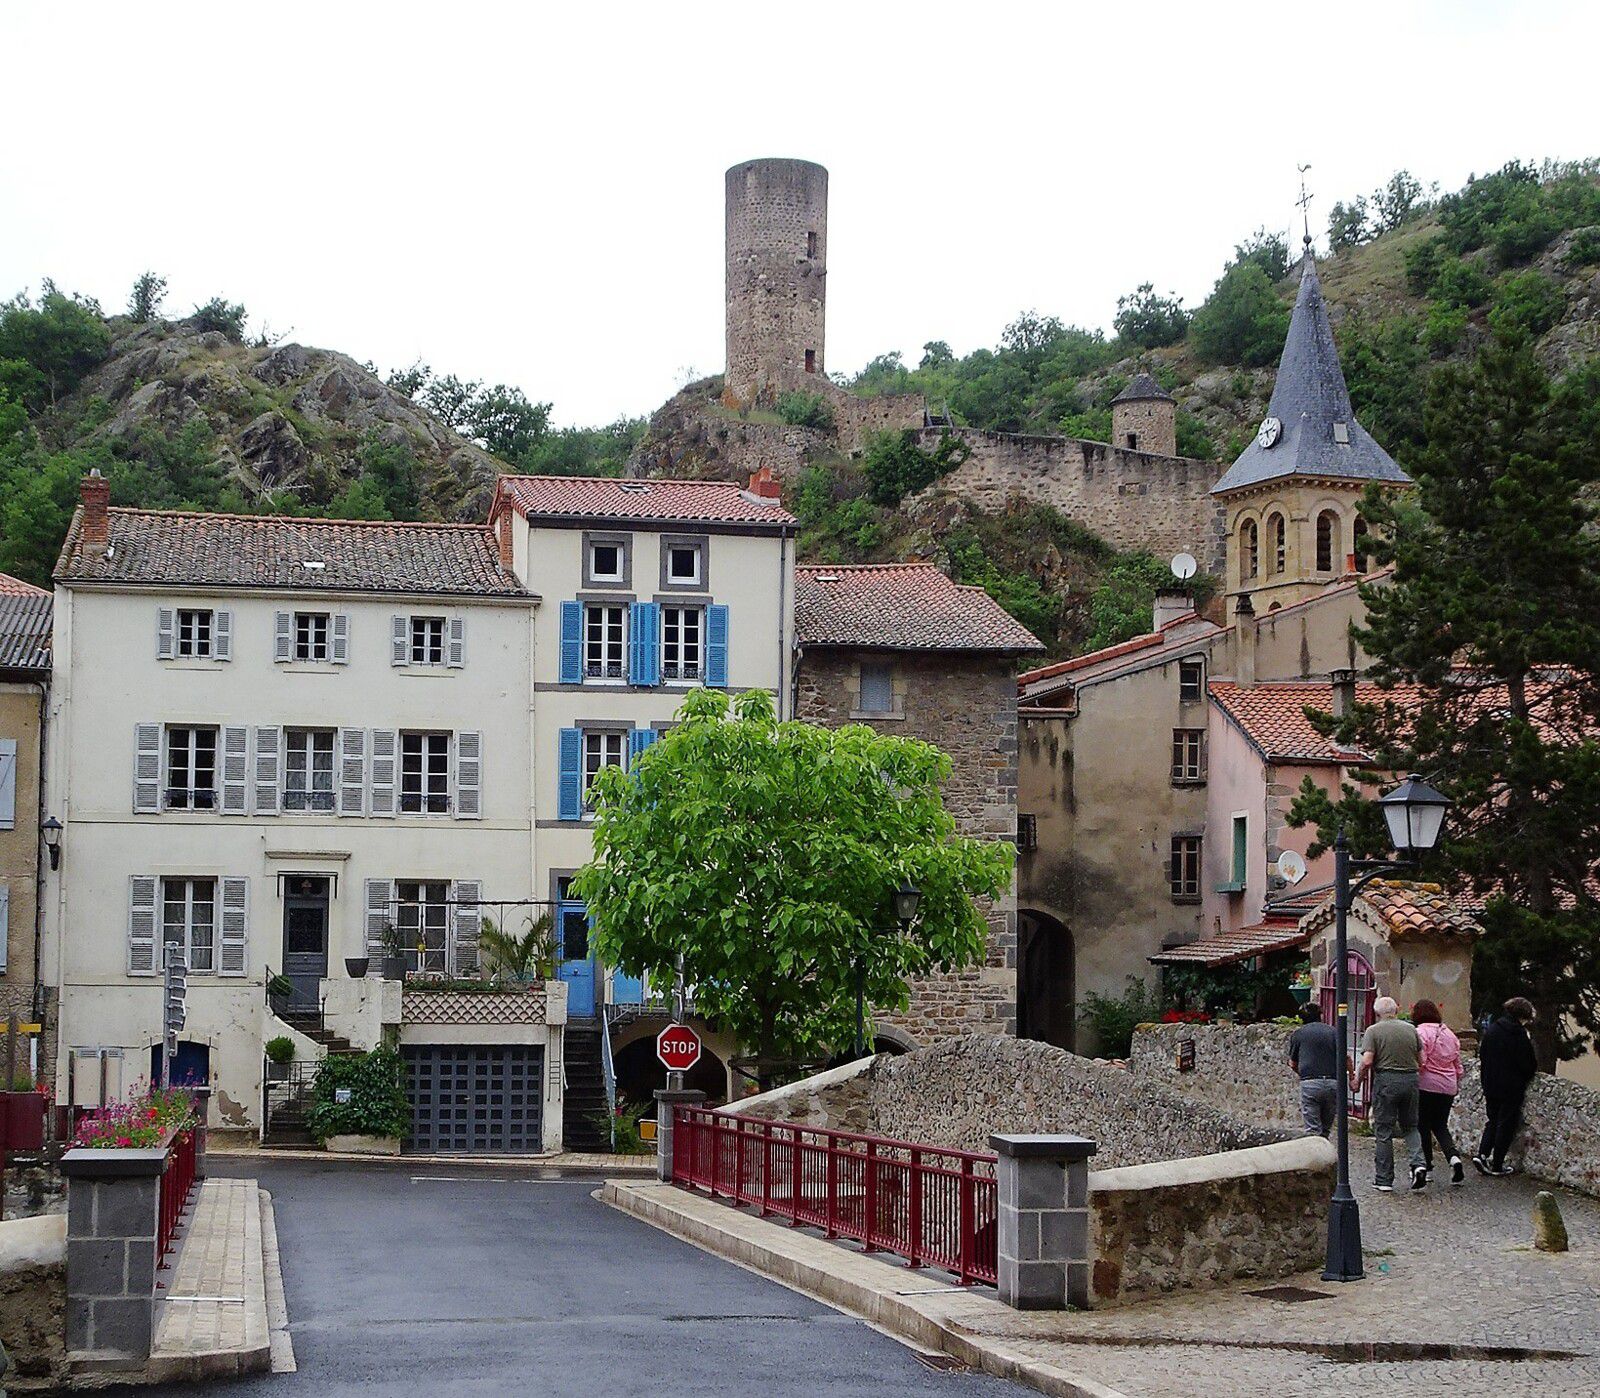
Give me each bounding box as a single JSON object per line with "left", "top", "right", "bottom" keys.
{"left": 402, "top": 1045, "right": 544, "bottom": 1153}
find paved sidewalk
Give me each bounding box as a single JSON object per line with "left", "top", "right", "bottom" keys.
{"left": 148, "top": 1177, "right": 271, "bottom": 1381}
{"left": 607, "top": 1141, "right": 1600, "bottom": 1398}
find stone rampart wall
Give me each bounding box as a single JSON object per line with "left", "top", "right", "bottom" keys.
{"left": 0, "top": 1213, "right": 67, "bottom": 1390}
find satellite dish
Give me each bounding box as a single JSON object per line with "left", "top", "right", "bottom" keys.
{"left": 1277, "top": 850, "right": 1308, "bottom": 886}
{"left": 1170, "top": 552, "right": 1198, "bottom": 581}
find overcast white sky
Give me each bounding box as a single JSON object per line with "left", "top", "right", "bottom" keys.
{"left": 3, "top": 1, "right": 1596, "bottom": 427}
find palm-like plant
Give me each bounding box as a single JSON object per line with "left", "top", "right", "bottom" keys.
{"left": 479, "top": 914, "right": 557, "bottom": 985}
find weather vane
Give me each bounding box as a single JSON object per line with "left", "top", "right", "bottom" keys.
{"left": 1297, "top": 163, "right": 1314, "bottom": 251}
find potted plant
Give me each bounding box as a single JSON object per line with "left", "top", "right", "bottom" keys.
{"left": 264, "top": 1036, "right": 295, "bottom": 1082}
{"left": 379, "top": 921, "right": 408, "bottom": 981}
{"left": 345, "top": 956, "right": 370, "bottom": 979}
{"left": 266, "top": 972, "right": 294, "bottom": 1010}
{"left": 305, "top": 1047, "right": 408, "bottom": 1155}
{"left": 480, "top": 913, "right": 557, "bottom": 987}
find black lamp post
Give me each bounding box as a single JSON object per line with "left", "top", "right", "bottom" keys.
{"left": 1323, "top": 774, "right": 1450, "bottom": 1283}
{"left": 41, "top": 816, "right": 63, "bottom": 871}
{"left": 855, "top": 879, "right": 922, "bottom": 1060}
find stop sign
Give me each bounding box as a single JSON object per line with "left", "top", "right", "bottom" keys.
{"left": 657, "top": 1022, "right": 702, "bottom": 1072}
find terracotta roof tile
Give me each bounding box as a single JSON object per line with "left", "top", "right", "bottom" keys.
{"left": 794, "top": 564, "right": 1043, "bottom": 653}
{"left": 0, "top": 571, "right": 46, "bottom": 597}
{"left": 498, "top": 474, "right": 796, "bottom": 529}
{"left": 1208, "top": 679, "right": 1424, "bottom": 762}
{"left": 1299, "top": 880, "right": 1486, "bottom": 941}
{"left": 1017, "top": 632, "right": 1163, "bottom": 686}
{"left": 55, "top": 509, "right": 525, "bottom": 598}
{"left": 1149, "top": 921, "right": 1311, "bottom": 968}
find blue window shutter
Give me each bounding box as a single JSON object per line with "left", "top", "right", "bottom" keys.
{"left": 629, "top": 602, "right": 659, "bottom": 686}
{"left": 559, "top": 601, "right": 583, "bottom": 684}
{"left": 705, "top": 605, "right": 729, "bottom": 688}
{"left": 557, "top": 728, "right": 582, "bottom": 821}
{"left": 628, "top": 728, "right": 658, "bottom": 766}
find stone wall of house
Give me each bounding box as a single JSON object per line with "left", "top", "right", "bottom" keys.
{"left": 734, "top": 1034, "right": 1281, "bottom": 1167}
{"left": 1088, "top": 1137, "right": 1333, "bottom": 1305}
{"left": 911, "top": 427, "right": 1226, "bottom": 576}
{"left": 0, "top": 1214, "right": 67, "bottom": 1390}
{"left": 795, "top": 652, "right": 1021, "bottom": 1044}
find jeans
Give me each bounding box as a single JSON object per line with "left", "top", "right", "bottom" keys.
{"left": 1370, "top": 1070, "right": 1426, "bottom": 1185}
{"left": 1417, "top": 1090, "right": 1459, "bottom": 1169}
{"left": 1479, "top": 1089, "right": 1526, "bottom": 1170}
{"left": 1299, "top": 1078, "right": 1338, "bottom": 1138}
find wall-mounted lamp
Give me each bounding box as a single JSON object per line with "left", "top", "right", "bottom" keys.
{"left": 41, "top": 816, "right": 63, "bottom": 871}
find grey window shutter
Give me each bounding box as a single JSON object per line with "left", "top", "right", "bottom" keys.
{"left": 214, "top": 609, "right": 233, "bottom": 661}
{"left": 156, "top": 608, "right": 175, "bottom": 660}
{"left": 219, "top": 877, "right": 249, "bottom": 975}
{"left": 338, "top": 728, "right": 367, "bottom": 816}
{"left": 452, "top": 880, "right": 482, "bottom": 976}
{"left": 221, "top": 726, "right": 250, "bottom": 814}
{"left": 369, "top": 729, "right": 398, "bottom": 817}
{"left": 332, "top": 613, "right": 351, "bottom": 665}
{"left": 454, "top": 731, "right": 482, "bottom": 820}
{"left": 0, "top": 737, "right": 16, "bottom": 829}
{"left": 134, "top": 723, "right": 163, "bottom": 813}
{"left": 128, "top": 875, "right": 159, "bottom": 975}
{"left": 365, "top": 879, "right": 391, "bottom": 961}
{"left": 391, "top": 616, "right": 408, "bottom": 666}
{"left": 274, "top": 611, "right": 293, "bottom": 663}
{"left": 447, "top": 616, "right": 466, "bottom": 668}
{"left": 253, "top": 726, "right": 281, "bottom": 814}
{"left": 0, "top": 884, "right": 8, "bottom": 973}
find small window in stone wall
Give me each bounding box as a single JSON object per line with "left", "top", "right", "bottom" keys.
{"left": 1017, "top": 814, "right": 1038, "bottom": 851}
{"left": 804, "top": 349, "right": 816, "bottom": 374}
{"left": 858, "top": 663, "right": 894, "bottom": 714}
{"left": 806, "top": 231, "right": 818, "bottom": 258}
{"left": 1126, "top": 433, "right": 1138, "bottom": 450}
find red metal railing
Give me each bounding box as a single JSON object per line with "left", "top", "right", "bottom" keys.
{"left": 671, "top": 1106, "right": 998, "bottom": 1286}
{"left": 157, "top": 1121, "right": 198, "bottom": 1263}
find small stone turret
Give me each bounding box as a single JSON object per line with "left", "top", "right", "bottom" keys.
{"left": 1110, "top": 374, "right": 1176, "bottom": 458}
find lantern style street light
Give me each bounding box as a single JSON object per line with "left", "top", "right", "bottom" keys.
{"left": 1324, "top": 775, "right": 1451, "bottom": 1283}
{"left": 854, "top": 879, "right": 923, "bottom": 1060}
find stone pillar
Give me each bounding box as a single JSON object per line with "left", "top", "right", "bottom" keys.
{"left": 61, "top": 1147, "right": 165, "bottom": 1362}
{"left": 991, "top": 1133, "right": 1097, "bottom": 1310}
{"left": 190, "top": 1087, "right": 210, "bottom": 1181}
{"left": 653, "top": 1089, "right": 707, "bottom": 1183}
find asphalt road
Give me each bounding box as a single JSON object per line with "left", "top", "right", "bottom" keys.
{"left": 131, "top": 1157, "right": 1028, "bottom": 1397}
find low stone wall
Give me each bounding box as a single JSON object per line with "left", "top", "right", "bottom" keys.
{"left": 1088, "top": 1137, "right": 1334, "bottom": 1306}
{"left": 0, "top": 1213, "right": 67, "bottom": 1390}
{"left": 1454, "top": 1073, "right": 1600, "bottom": 1197}
{"left": 734, "top": 1034, "right": 1281, "bottom": 1168}
{"left": 1130, "top": 1022, "right": 1302, "bottom": 1133}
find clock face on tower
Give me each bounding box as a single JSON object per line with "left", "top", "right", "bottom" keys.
{"left": 1257, "top": 416, "right": 1283, "bottom": 449}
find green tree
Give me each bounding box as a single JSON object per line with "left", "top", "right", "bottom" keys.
{"left": 189, "top": 297, "right": 247, "bottom": 341}
{"left": 127, "top": 271, "right": 167, "bottom": 323}
{"left": 0, "top": 287, "right": 111, "bottom": 411}
{"left": 464, "top": 384, "right": 551, "bottom": 464}
{"left": 861, "top": 429, "right": 969, "bottom": 506}
{"left": 1190, "top": 262, "right": 1290, "bottom": 368}
{"left": 572, "top": 689, "right": 1013, "bottom": 1076}
{"left": 1231, "top": 228, "right": 1290, "bottom": 284}
{"left": 1328, "top": 197, "right": 1371, "bottom": 252}
{"left": 919, "top": 341, "right": 953, "bottom": 369}
{"left": 1290, "top": 331, "right": 1600, "bottom": 1069}
{"left": 775, "top": 391, "right": 834, "bottom": 430}
{"left": 1084, "top": 552, "right": 1180, "bottom": 649}
{"left": 1113, "top": 283, "right": 1188, "bottom": 349}
{"left": 355, "top": 433, "right": 421, "bottom": 518}
{"left": 1371, "top": 170, "right": 1430, "bottom": 231}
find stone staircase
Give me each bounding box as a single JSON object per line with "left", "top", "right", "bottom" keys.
{"left": 262, "top": 1014, "right": 361, "bottom": 1149}
{"left": 562, "top": 1020, "right": 611, "bottom": 1152}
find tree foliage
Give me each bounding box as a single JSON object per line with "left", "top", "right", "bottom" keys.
{"left": 127, "top": 271, "right": 167, "bottom": 323}
{"left": 1113, "top": 283, "right": 1188, "bottom": 349}
{"left": 189, "top": 297, "right": 248, "bottom": 341}
{"left": 571, "top": 689, "right": 1013, "bottom": 1074}
{"left": 0, "top": 286, "right": 111, "bottom": 412}
{"left": 861, "top": 428, "right": 970, "bottom": 506}
{"left": 1190, "top": 261, "right": 1290, "bottom": 368}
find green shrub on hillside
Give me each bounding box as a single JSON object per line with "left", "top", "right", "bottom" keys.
{"left": 0, "top": 286, "right": 111, "bottom": 412}
{"left": 1190, "top": 262, "right": 1290, "bottom": 368}
{"left": 776, "top": 391, "right": 834, "bottom": 430}
{"left": 1084, "top": 553, "right": 1182, "bottom": 651}
{"left": 861, "top": 429, "right": 970, "bottom": 506}
{"left": 1488, "top": 268, "right": 1566, "bottom": 338}
{"left": 1113, "top": 283, "right": 1188, "bottom": 349}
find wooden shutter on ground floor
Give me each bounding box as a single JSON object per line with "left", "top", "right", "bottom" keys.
{"left": 128, "top": 875, "right": 158, "bottom": 975}
{"left": 219, "top": 877, "right": 249, "bottom": 975}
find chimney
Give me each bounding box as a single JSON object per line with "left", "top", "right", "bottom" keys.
{"left": 1153, "top": 588, "right": 1193, "bottom": 631}
{"left": 496, "top": 508, "right": 514, "bottom": 572}
{"left": 1234, "top": 593, "right": 1256, "bottom": 688}
{"left": 1330, "top": 667, "right": 1356, "bottom": 718}
{"left": 80, "top": 468, "right": 110, "bottom": 552}
{"left": 748, "top": 464, "right": 782, "bottom": 501}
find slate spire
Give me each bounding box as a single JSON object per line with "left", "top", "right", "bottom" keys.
{"left": 1211, "top": 255, "right": 1411, "bottom": 495}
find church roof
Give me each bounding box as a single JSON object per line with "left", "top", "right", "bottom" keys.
{"left": 1211, "top": 256, "right": 1411, "bottom": 496}
{"left": 1111, "top": 373, "right": 1174, "bottom": 405}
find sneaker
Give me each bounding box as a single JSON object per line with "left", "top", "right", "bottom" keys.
{"left": 1410, "top": 1166, "right": 1429, "bottom": 1191}
{"left": 1450, "top": 1157, "right": 1465, "bottom": 1185}
{"left": 1494, "top": 1164, "right": 1518, "bottom": 1177}
{"left": 1472, "top": 1155, "right": 1492, "bottom": 1176}
{"left": 1374, "top": 1182, "right": 1394, "bottom": 1192}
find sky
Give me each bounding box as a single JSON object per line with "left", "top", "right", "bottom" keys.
{"left": 3, "top": 1, "right": 1597, "bottom": 428}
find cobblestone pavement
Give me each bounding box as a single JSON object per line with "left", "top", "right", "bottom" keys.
{"left": 150, "top": 1176, "right": 268, "bottom": 1360}
{"left": 965, "top": 1140, "right": 1600, "bottom": 1397}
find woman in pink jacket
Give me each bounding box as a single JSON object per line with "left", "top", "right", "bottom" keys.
{"left": 1414, "top": 999, "right": 1465, "bottom": 1185}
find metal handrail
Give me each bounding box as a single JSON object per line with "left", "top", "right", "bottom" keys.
{"left": 599, "top": 1017, "right": 617, "bottom": 1152}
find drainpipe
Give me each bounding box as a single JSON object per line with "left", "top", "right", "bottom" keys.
{"left": 776, "top": 525, "right": 790, "bottom": 719}
{"left": 29, "top": 676, "right": 48, "bottom": 1026}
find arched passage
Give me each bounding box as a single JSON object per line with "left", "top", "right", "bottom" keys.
{"left": 612, "top": 1034, "right": 727, "bottom": 1108}
{"left": 1017, "top": 910, "right": 1076, "bottom": 1052}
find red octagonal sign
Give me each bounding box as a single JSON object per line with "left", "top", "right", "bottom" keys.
{"left": 657, "top": 1023, "right": 702, "bottom": 1073}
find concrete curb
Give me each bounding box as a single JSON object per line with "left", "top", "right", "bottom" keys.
{"left": 601, "top": 1179, "right": 1128, "bottom": 1398}
{"left": 260, "top": 1189, "right": 296, "bottom": 1374}
{"left": 210, "top": 1144, "right": 658, "bottom": 1172}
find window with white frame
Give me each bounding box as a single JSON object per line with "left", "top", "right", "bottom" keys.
{"left": 396, "top": 879, "right": 450, "bottom": 974}
{"left": 294, "top": 612, "right": 331, "bottom": 662}
{"left": 284, "top": 728, "right": 336, "bottom": 811}
{"left": 165, "top": 726, "right": 218, "bottom": 810}
{"left": 409, "top": 616, "right": 446, "bottom": 665}
{"left": 400, "top": 732, "right": 450, "bottom": 814}
{"left": 661, "top": 606, "right": 702, "bottom": 680}
{"left": 584, "top": 603, "right": 626, "bottom": 679}
{"left": 162, "top": 877, "right": 215, "bottom": 973}
{"left": 177, "top": 609, "right": 214, "bottom": 658}
{"left": 667, "top": 542, "right": 702, "bottom": 586}
{"left": 582, "top": 729, "right": 625, "bottom": 808}
{"left": 588, "top": 539, "right": 624, "bottom": 582}
{"left": 1178, "top": 658, "right": 1206, "bottom": 704}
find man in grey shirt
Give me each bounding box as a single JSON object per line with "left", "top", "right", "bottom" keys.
{"left": 1359, "top": 996, "right": 1429, "bottom": 1191}
{"left": 1287, "top": 1002, "right": 1346, "bottom": 1137}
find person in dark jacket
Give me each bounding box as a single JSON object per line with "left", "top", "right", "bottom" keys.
{"left": 1474, "top": 996, "right": 1538, "bottom": 1176}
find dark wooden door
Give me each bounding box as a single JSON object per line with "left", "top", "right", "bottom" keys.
{"left": 282, "top": 879, "right": 330, "bottom": 1013}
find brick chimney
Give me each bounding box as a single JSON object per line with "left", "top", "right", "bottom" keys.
{"left": 80, "top": 469, "right": 110, "bottom": 552}
{"left": 747, "top": 465, "right": 782, "bottom": 501}
{"left": 496, "top": 508, "right": 514, "bottom": 572}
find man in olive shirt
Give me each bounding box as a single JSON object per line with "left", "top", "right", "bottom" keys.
{"left": 1358, "top": 997, "right": 1429, "bottom": 1190}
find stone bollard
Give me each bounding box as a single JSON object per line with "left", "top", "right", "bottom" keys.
{"left": 60, "top": 1147, "right": 165, "bottom": 1363}
{"left": 1533, "top": 1191, "right": 1569, "bottom": 1253}
{"left": 653, "top": 1089, "right": 707, "bottom": 1184}
{"left": 991, "top": 1133, "right": 1098, "bottom": 1310}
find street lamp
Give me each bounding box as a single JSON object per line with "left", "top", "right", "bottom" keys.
{"left": 1323, "top": 774, "right": 1450, "bottom": 1284}
{"left": 855, "top": 879, "right": 922, "bottom": 1060}
{"left": 41, "top": 816, "right": 63, "bottom": 871}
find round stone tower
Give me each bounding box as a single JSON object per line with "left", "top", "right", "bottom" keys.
{"left": 724, "top": 158, "right": 828, "bottom": 408}
{"left": 1110, "top": 373, "right": 1177, "bottom": 457}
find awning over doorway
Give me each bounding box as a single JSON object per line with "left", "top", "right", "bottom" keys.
{"left": 1149, "top": 920, "right": 1311, "bottom": 969}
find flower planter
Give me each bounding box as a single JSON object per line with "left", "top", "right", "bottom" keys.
{"left": 1290, "top": 985, "right": 1313, "bottom": 1005}
{"left": 265, "top": 1060, "right": 291, "bottom": 1083}
{"left": 345, "top": 957, "right": 370, "bottom": 979}
{"left": 323, "top": 1133, "right": 401, "bottom": 1156}
{"left": 381, "top": 955, "right": 408, "bottom": 981}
